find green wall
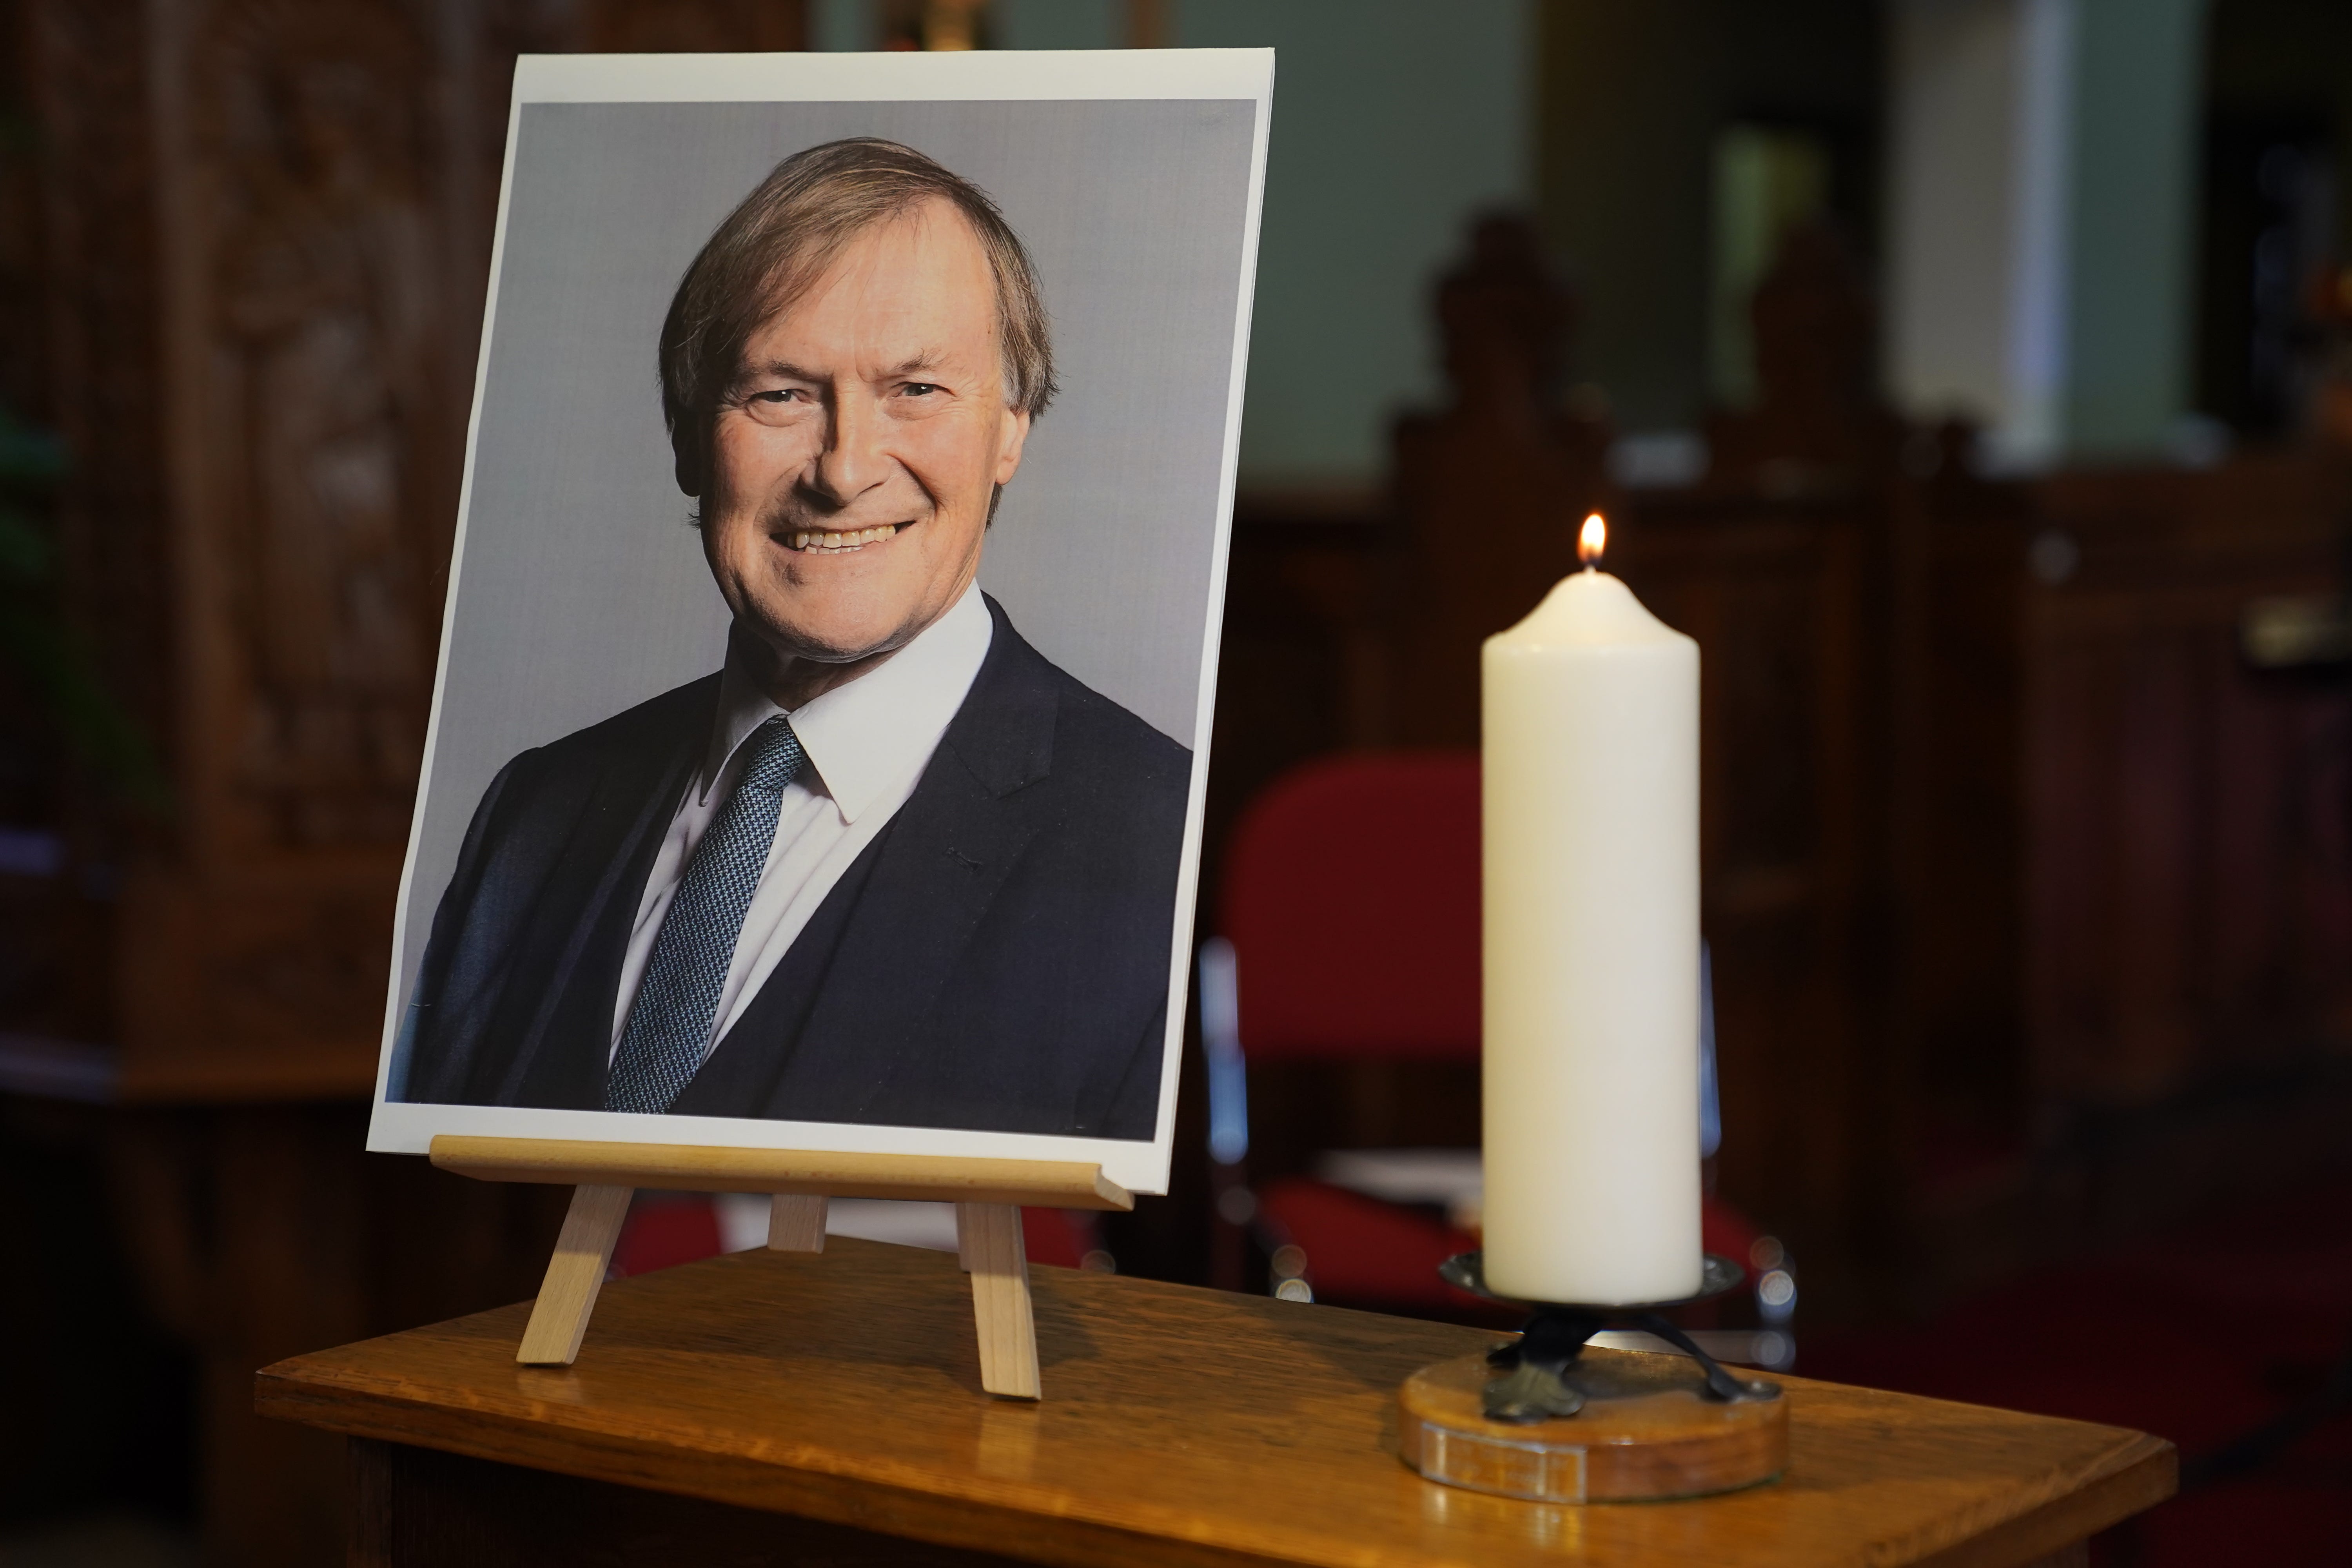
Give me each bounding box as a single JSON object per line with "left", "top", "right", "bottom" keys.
{"left": 993, "top": 0, "right": 1124, "bottom": 49}
{"left": 1538, "top": 0, "right": 1881, "bottom": 434}
{"left": 2065, "top": 0, "right": 2209, "bottom": 455}
{"left": 826, "top": 0, "right": 1535, "bottom": 490}
{"left": 1171, "top": 1, "right": 1534, "bottom": 489}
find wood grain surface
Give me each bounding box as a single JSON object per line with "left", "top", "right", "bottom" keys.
{"left": 258, "top": 1238, "right": 2173, "bottom": 1568}
{"left": 428, "top": 1136, "right": 1134, "bottom": 1209}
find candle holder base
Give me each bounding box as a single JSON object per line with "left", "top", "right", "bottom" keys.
{"left": 1396, "top": 1252, "right": 1788, "bottom": 1504}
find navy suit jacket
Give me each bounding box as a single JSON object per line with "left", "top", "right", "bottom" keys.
{"left": 394, "top": 597, "right": 1189, "bottom": 1140}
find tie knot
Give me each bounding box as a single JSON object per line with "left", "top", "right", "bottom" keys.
{"left": 737, "top": 715, "right": 807, "bottom": 793}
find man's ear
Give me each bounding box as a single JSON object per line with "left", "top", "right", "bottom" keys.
{"left": 672, "top": 423, "right": 706, "bottom": 498}
{"left": 993, "top": 405, "right": 1033, "bottom": 486}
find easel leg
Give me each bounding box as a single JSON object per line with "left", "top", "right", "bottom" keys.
{"left": 517, "top": 1184, "right": 632, "bottom": 1366}
{"left": 955, "top": 1202, "right": 1040, "bottom": 1400}
{"left": 768, "top": 1193, "right": 828, "bottom": 1252}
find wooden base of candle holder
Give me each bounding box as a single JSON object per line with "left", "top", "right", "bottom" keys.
{"left": 1399, "top": 1348, "right": 1788, "bottom": 1503}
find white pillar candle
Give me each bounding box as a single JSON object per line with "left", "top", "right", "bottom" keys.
{"left": 1481, "top": 516, "right": 1702, "bottom": 1305}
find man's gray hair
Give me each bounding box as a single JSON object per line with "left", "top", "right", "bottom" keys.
{"left": 658, "top": 137, "right": 1058, "bottom": 495}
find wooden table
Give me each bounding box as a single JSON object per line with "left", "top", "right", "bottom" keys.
{"left": 257, "top": 1237, "right": 2174, "bottom": 1567}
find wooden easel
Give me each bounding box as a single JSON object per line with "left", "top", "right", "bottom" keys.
{"left": 428, "top": 1135, "right": 1134, "bottom": 1399}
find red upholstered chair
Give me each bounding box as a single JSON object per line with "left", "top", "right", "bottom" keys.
{"left": 1220, "top": 753, "right": 1485, "bottom": 1074}
{"left": 1207, "top": 752, "right": 1770, "bottom": 1328}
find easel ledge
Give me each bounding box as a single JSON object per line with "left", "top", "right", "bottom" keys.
{"left": 426, "top": 1134, "right": 1135, "bottom": 1401}
{"left": 428, "top": 1135, "right": 1134, "bottom": 1209}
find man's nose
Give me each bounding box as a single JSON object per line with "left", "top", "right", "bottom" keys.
{"left": 810, "top": 388, "right": 889, "bottom": 505}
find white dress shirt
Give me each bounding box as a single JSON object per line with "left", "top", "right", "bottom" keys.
{"left": 610, "top": 582, "right": 994, "bottom": 1061}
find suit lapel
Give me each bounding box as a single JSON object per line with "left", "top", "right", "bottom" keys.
{"left": 763, "top": 751, "right": 1041, "bottom": 1117}
{"left": 492, "top": 704, "right": 705, "bottom": 1107}
{"left": 751, "top": 598, "right": 1060, "bottom": 1119}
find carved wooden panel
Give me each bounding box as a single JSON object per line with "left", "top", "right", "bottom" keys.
{"left": 27, "top": 15, "right": 812, "bottom": 1568}
{"left": 1702, "top": 220, "right": 1909, "bottom": 493}
{"left": 192, "top": 0, "right": 450, "bottom": 852}
{"left": 31, "top": 0, "right": 806, "bottom": 1094}
{"left": 1388, "top": 215, "right": 1613, "bottom": 747}
{"left": 28, "top": 0, "right": 175, "bottom": 782}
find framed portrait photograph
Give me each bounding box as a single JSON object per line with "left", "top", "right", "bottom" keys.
{"left": 366, "top": 49, "right": 1272, "bottom": 1197}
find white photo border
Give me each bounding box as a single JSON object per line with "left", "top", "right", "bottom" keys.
{"left": 364, "top": 48, "right": 1275, "bottom": 1196}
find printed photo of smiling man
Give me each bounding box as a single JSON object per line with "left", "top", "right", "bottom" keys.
{"left": 390, "top": 138, "right": 1191, "bottom": 1139}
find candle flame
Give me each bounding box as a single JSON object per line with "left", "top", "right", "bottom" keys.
{"left": 1578, "top": 512, "right": 1607, "bottom": 568}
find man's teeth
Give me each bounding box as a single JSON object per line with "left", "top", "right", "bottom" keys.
{"left": 791, "top": 525, "right": 900, "bottom": 552}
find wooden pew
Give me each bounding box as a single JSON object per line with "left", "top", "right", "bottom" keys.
{"left": 1214, "top": 212, "right": 2352, "bottom": 1313}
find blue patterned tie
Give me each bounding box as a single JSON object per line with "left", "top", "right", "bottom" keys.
{"left": 605, "top": 715, "right": 807, "bottom": 1113}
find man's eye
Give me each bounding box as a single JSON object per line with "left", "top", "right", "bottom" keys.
{"left": 742, "top": 389, "right": 814, "bottom": 423}
{"left": 899, "top": 382, "right": 941, "bottom": 397}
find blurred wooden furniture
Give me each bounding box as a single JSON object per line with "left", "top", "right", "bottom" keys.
{"left": 36, "top": 0, "right": 804, "bottom": 1116}
{"left": 22, "top": 3, "right": 807, "bottom": 1564}
{"left": 1225, "top": 210, "right": 2352, "bottom": 1317}
{"left": 1602, "top": 481, "right": 1901, "bottom": 1305}
{"left": 259, "top": 1236, "right": 2173, "bottom": 1568}
{"left": 1872, "top": 446, "right": 2352, "bottom": 1292}
{"left": 1998, "top": 454, "right": 2352, "bottom": 1240}
{"left": 1701, "top": 220, "right": 1909, "bottom": 491}
{"left": 1223, "top": 220, "right": 1998, "bottom": 1306}
{"left": 1389, "top": 215, "right": 1613, "bottom": 748}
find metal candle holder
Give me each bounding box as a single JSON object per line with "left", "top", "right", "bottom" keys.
{"left": 1439, "top": 1252, "right": 1781, "bottom": 1422}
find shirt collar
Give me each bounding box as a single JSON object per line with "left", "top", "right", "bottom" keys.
{"left": 701, "top": 581, "right": 993, "bottom": 823}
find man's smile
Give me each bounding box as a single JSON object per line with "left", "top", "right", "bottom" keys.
{"left": 780, "top": 521, "right": 909, "bottom": 554}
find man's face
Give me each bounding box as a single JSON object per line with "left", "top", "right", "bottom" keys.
{"left": 700, "top": 199, "right": 1031, "bottom": 670}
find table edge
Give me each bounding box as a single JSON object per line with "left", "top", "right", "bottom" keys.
{"left": 257, "top": 1355, "right": 2180, "bottom": 1568}
{"left": 1907, "top": 1431, "right": 2176, "bottom": 1568}
{"left": 260, "top": 1368, "right": 1378, "bottom": 1568}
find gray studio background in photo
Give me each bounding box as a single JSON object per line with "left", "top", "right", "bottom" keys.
{"left": 396, "top": 97, "right": 1256, "bottom": 1009}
